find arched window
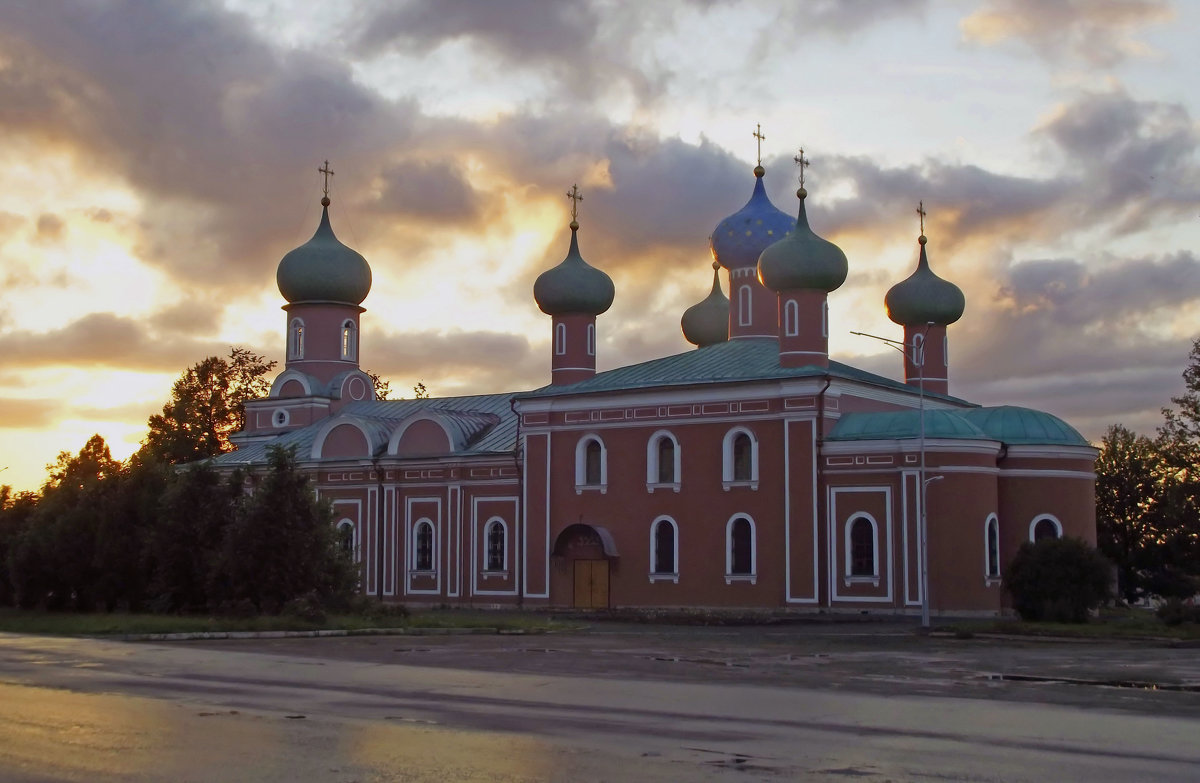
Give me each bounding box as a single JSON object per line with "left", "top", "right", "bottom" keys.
{"left": 575, "top": 435, "right": 607, "bottom": 491}
{"left": 646, "top": 431, "right": 680, "bottom": 488}
{"left": 554, "top": 323, "right": 566, "bottom": 356}
{"left": 485, "top": 519, "right": 506, "bottom": 572}
{"left": 722, "top": 428, "right": 758, "bottom": 488}
{"left": 413, "top": 519, "right": 435, "bottom": 571}
{"left": 738, "top": 285, "right": 752, "bottom": 326}
{"left": 985, "top": 515, "right": 1001, "bottom": 580}
{"left": 726, "top": 515, "right": 755, "bottom": 579}
{"left": 1030, "top": 515, "right": 1062, "bottom": 542}
{"left": 784, "top": 299, "right": 799, "bottom": 337}
{"left": 288, "top": 318, "right": 305, "bottom": 360}
{"left": 336, "top": 520, "right": 355, "bottom": 558}
{"left": 943, "top": 334, "right": 949, "bottom": 367}
{"left": 822, "top": 301, "right": 829, "bottom": 339}
{"left": 587, "top": 323, "right": 596, "bottom": 356}
{"left": 340, "top": 319, "right": 357, "bottom": 361}
{"left": 911, "top": 332, "right": 925, "bottom": 369}
{"left": 848, "top": 516, "right": 876, "bottom": 577}
{"left": 650, "top": 517, "right": 677, "bottom": 577}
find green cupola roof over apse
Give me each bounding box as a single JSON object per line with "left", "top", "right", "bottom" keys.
{"left": 276, "top": 168, "right": 372, "bottom": 306}
{"left": 681, "top": 261, "right": 730, "bottom": 347}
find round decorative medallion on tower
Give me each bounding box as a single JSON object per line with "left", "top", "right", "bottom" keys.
{"left": 681, "top": 261, "right": 730, "bottom": 348}
{"left": 534, "top": 185, "right": 615, "bottom": 385}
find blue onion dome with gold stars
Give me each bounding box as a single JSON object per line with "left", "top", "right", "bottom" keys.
{"left": 277, "top": 189, "right": 372, "bottom": 306}
{"left": 710, "top": 164, "right": 794, "bottom": 270}
{"left": 681, "top": 261, "right": 730, "bottom": 347}
{"left": 534, "top": 214, "right": 615, "bottom": 317}
{"left": 885, "top": 233, "right": 965, "bottom": 326}
{"left": 757, "top": 182, "right": 848, "bottom": 293}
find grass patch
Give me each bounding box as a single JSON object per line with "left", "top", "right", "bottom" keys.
{"left": 941, "top": 608, "right": 1200, "bottom": 641}
{"left": 0, "top": 607, "right": 573, "bottom": 637}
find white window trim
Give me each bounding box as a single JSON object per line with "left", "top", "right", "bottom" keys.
{"left": 645, "top": 429, "right": 682, "bottom": 493}
{"left": 574, "top": 434, "right": 608, "bottom": 494}
{"left": 336, "top": 518, "right": 357, "bottom": 562}
{"left": 738, "top": 285, "right": 752, "bottom": 326}
{"left": 482, "top": 517, "right": 508, "bottom": 577}
{"left": 724, "top": 514, "right": 757, "bottom": 584}
{"left": 984, "top": 513, "right": 1002, "bottom": 585}
{"left": 272, "top": 408, "right": 290, "bottom": 428}
{"left": 554, "top": 323, "right": 566, "bottom": 356}
{"left": 721, "top": 427, "right": 759, "bottom": 491}
{"left": 586, "top": 323, "right": 596, "bottom": 357}
{"left": 844, "top": 513, "right": 880, "bottom": 587}
{"left": 340, "top": 319, "right": 357, "bottom": 361}
{"left": 288, "top": 318, "right": 305, "bottom": 361}
{"left": 911, "top": 332, "right": 925, "bottom": 368}
{"left": 648, "top": 516, "right": 679, "bottom": 583}
{"left": 1029, "top": 514, "right": 1063, "bottom": 542}
{"left": 822, "top": 300, "right": 829, "bottom": 339}
{"left": 411, "top": 518, "right": 437, "bottom": 574}
{"left": 783, "top": 299, "right": 799, "bottom": 337}
{"left": 943, "top": 334, "right": 949, "bottom": 367}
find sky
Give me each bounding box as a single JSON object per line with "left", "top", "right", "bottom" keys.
{"left": 1, "top": 0, "right": 1198, "bottom": 493}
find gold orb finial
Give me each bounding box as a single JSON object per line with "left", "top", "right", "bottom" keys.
{"left": 753, "top": 164, "right": 765, "bottom": 178}
{"left": 321, "top": 196, "right": 330, "bottom": 207}
{"left": 711, "top": 259, "right": 720, "bottom": 270}
{"left": 918, "top": 234, "right": 927, "bottom": 245}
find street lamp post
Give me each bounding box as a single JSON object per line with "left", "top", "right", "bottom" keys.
{"left": 851, "top": 323, "right": 937, "bottom": 628}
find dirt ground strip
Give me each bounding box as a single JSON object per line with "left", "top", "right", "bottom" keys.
{"left": 180, "top": 620, "right": 1200, "bottom": 718}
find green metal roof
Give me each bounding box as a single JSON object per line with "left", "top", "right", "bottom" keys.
{"left": 517, "top": 337, "right": 969, "bottom": 403}
{"left": 959, "top": 406, "right": 1090, "bottom": 446}
{"left": 828, "top": 410, "right": 990, "bottom": 441}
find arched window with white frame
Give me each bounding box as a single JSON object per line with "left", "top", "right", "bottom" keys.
{"left": 554, "top": 323, "right": 566, "bottom": 356}
{"left": 340, "top": 319, "right": 357, "bottom": 361}
{"left": 586, "top": 323, "right": 596, "bottom": 356}
{"left": 784, "top": 299, "right": 799, "bottom": 337}
{"left": 722, "top": 427, "right": 758, "bottom": 488}
{"left": 484, "top": 518, "right": 506, "bottom": 573}
{"left": 738, "top": 285, "right": 752, "bottom": 326}
{"left": 846, "top": 515, "right": 878, "bottom": 580}
{"left": 911, "top": 332, "right": 925, "bottom": 369}
{"left": 413, "top": 519, "right": 436, "bottom": 572}
{"left": 336, "top": 519, "right": 355, "bottom": 559}
{"left": 943, "top": 334, "right": 949, "bottom": 367}
{"left": 574, "top": 434, "right": 607, "bottom": 492}
{"left": 646, "top": 430, "right": 681, "bottom": 489}
{"left": 649, "top": 516, "right": 678, "bottom": 581}
{"left": 288, "top": 318, "right": 305, "bottom": 361}
{"left": 822, "top": 301, "right": 829, "bottom": 338}
{"left": 1030, "top": 514, "right": 1062, "bottom": 542}
{"left": 984, "top": 514, "right": 1001, "bottom": 581}
{"left": 725, "top": 515, "right": 756, "bottom": 582}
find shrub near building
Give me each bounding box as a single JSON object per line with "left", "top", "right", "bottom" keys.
{"left": 1004, "top": 538, "right": 1112, "bottom": 622}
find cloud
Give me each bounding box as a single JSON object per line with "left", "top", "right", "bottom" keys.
{"left": 960, "top": 0, "right": 1172, "bottom": 66}
{"left": 0, "top": 398, "right": 59, "bottom": 428}
{"left": 35, "top": 213, "right": 64, "bottom": 242}
{"left": 365, "top": 328, "right": 542, "bottom": 395}
{"left": 371, "top": 158, "right": 482, "bottom": 223}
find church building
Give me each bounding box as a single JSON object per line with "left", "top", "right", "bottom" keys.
{"left": 213, "top": 156, "right": 1097, "bottom": 616}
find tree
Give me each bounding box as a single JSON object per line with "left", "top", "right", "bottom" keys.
{"left": 1095, "top": 425, "right": 1169, "bottom": 601}
{"left": 366, "top": 370, "right": 391, "bottom": 400}
{"left": 413, "top": 381, "right": 429, "bottom": 399}
{"left": 1005, "top": 538, "right": 1112, "bottom": 622}
{"left": 141, "top": 347, "right": 275, "bottom": 464}
{"left": 1155, "top": 337, "right": 1200, "bottom": 593}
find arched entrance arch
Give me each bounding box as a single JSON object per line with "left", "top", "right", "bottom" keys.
{"left": 552, "top": 524, "right": 618, "bottom": 609}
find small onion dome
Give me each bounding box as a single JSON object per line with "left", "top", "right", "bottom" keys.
{"left": 757, "top": 188, "right": 848, "bottom": 293}
{"left": 277, "top": 202, "right": 372, "bottom": 305}
{"left": 681, "top": 261, "right": 730, "bottom": 347}
{"left": 710, "top": 168, "right": 794, "bottom": 269}
{"left": 533, "top": 222, "right": 615, "bottom": 316}
{"left": 884, "top": 235, "right": 965, "bottom": 326}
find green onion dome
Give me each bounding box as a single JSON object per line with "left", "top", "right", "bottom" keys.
{"left": 277, "top": 200, "right": 372, "bottom": 305}
{"left": 533, "top": 222, "right": 615, "bottom": 316}
{"left": 710, "top": 167, "right": 794, "bottom": 270}
{"left": 681, "top": 261, "right": 730, "bottom": 347}
{"left": 885, "top": 235, "right": 965, "bottom": 326}
{"left": 757, "top": 188, "right": 848, "bottom": 293}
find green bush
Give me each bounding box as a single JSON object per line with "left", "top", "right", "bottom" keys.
{"left": 1004, "top": 538, "right": 1112, "bottom": 622}
{"left": 1156, "top": 598, "right": 1200, "bottom": 626}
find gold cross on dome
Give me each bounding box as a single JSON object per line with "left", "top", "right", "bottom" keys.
{"left": 319, "top": 160, "right": 334, "bottom": 197}
{"left": 917, "top": 200, "right": 927, "bottom": 234}
{"left": 566, "top": 184, "right": 582, "bottom": 221}
{"left": 794, "top": 147, "right": 809, "bottom": 188}
{"left": 753, "top": 124, "right": 765, "bottom": 166}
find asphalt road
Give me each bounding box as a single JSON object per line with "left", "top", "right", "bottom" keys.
{"left": 0, "top": 624, "right": 1198, "bottom": 782}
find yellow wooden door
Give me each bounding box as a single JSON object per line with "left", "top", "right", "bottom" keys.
{"left": 573, "top": 560, "right": 609, "bottom": 608}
